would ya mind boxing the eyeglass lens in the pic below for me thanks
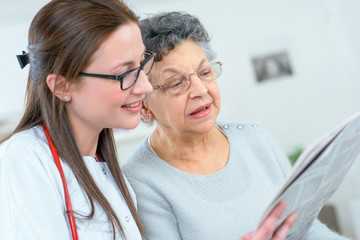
[165,62,222,94]
[121,52,154,90]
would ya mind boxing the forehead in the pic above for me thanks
[149,40,208,83]
[160,40,207,68]
[86,22,145,70]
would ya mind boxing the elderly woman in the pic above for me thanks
[122,12,348,240]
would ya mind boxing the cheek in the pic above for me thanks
[99,81,120,95]
[208,83,221,102]
[148,93,181,120]
[94,81,125,102]
[146,91,166,110]
[215,88,221,106]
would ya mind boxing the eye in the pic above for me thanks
[166,75,187,89]
[200,70,211,77]
[199,66,214,79]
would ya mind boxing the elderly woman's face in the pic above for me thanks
[145,40,221,135]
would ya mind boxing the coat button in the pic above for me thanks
[125,216,130,222]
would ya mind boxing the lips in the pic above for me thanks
[121,100,143,113]
[189,103,211,116]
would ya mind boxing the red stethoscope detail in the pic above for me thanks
[42,123,79,240]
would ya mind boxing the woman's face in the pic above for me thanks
[145,40,221,136]
[67,22,153,132]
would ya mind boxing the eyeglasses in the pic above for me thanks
[153,61,223,95]
[79,51,155,90]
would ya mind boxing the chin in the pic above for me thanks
[196,120,216,133]
[111,116,141,130]
[121,122,140,130]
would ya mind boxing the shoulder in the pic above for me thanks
[217,121,291,176]
[216,120,275,157]
[121,137,173,191]
[216,121,269,141]
[121,137,154,176]
[1,126,48,155]
[0,126,52,173]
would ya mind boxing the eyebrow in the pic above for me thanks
[162,58,208,75]
[109,61,133,73]
[197,59,207,69]
[109,48,146,74]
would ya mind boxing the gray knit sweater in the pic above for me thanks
[122,122,349,240]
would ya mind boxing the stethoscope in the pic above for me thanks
[42,123,79,240]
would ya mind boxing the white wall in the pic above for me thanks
[0,0,49,135]
[1,0,360,238]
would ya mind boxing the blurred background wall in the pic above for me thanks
[1,0,359,238]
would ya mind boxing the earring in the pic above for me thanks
[146,115,150,120]
[64,96,68,100]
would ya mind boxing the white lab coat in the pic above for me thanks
[0,126,142,240]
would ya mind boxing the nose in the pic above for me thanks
[188,73,208,98]
[131,70,153,94]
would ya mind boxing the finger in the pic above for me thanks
[237,232,254,240]
[271,213,298,240]
[253,202,287,239]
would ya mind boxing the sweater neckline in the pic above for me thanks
[146,125,233,179]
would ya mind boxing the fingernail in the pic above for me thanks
[280,202,287,211]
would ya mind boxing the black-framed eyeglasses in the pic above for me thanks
[153,61,223,95]
[79,50,155,90]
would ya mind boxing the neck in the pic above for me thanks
[150,125,229,174]
[68,119,101,157]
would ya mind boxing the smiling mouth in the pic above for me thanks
[190,105,210,115]
[122,102,140,108]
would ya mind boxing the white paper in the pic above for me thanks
[258,112,360,240]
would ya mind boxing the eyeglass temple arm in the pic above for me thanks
[79,73,117,80]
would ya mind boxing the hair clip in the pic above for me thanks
[16,51,29,69]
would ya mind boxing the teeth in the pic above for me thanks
[124,102,140,108]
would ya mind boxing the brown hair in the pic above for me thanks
[2,0,143,239]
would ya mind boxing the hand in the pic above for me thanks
[238,202,298,240]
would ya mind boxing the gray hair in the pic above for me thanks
[140,11,216,62]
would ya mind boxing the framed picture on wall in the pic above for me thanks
[252,51,293,83]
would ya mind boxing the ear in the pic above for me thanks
[141,104,154,122]
[46,74,72,102]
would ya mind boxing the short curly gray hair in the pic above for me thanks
[140,11,216,62]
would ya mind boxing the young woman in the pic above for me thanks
[0,0,154,239]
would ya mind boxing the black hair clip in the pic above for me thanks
[16,51,29,69]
